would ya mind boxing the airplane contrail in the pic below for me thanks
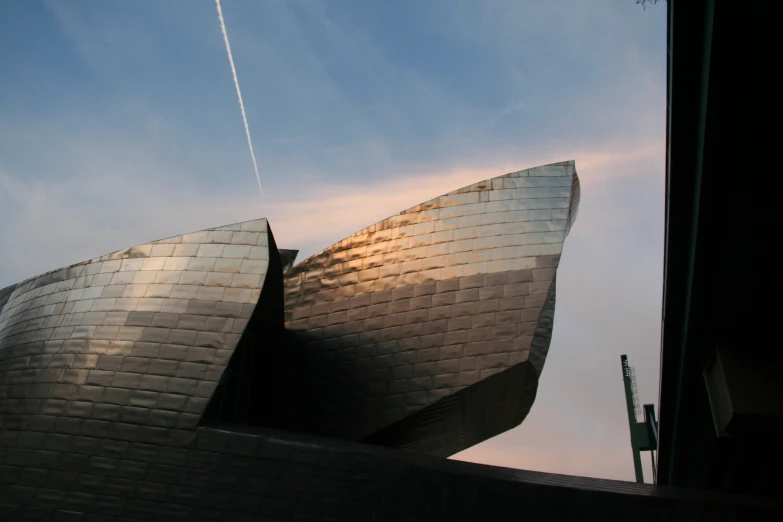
[215,0,264,202]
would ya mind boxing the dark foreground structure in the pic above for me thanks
[656,0,783,501]
[0,160,778,520]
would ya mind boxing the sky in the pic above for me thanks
[0,1,667,482]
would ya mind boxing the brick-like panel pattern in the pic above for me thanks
[281,162,579,453]
[365,280,557,457]
[0,219,273,434]
[284,161,579,310]
[281,267,556,450]
[0,424,776,521]
[363,361,539,457]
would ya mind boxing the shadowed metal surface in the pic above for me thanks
[0,218,275,436]
[278,161,580,455]
[278,250,299,272]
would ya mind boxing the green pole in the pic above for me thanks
[622,355,644,483]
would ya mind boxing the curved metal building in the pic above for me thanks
[0,218,280,436]
[278,160,580,455]
[0,161,583,520]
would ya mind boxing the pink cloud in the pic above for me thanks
[265,140,663,254]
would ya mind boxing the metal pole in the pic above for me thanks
[651,450,657,483]
[622,355,644,483]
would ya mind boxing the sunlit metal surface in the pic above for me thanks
[281,161,580,455]
[0,218,273,434]
[285,163,577,309]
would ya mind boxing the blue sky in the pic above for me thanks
[0,0,666,481]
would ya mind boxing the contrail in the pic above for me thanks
[215,0,264,202]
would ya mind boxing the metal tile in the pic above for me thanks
[131,271,157,284]
[90,273,114,287]
[222,288,252,303]
[187,258,216,272]
[172,244,200,257]
[530,165,568,177]
[223,245,251,259]
[230,232,260,246]
[122,285,148,298]
[135,298,164,313]
[113,298,139,312]
[239,259,268,275]
[110,272,135,286]
[444,252,470,267]
[150,244,175,257]
[239,219,267,233]
[91,299,117,312]
[196,244,224,258]
[195,287,225,302]
[99,260,122,274]
[206,231,233,244]
[141,258,167,271]
[170,285,199,300]
[154,271,182,285]
[145,285,173,298]
[181,231,208,244]
[160,298,189,314]
[163,258,190,271]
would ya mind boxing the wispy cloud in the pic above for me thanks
[214,0,264,203]
[1,139,656,283]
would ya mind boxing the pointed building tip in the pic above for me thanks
[543,159,575,167]
[279,250,299,272]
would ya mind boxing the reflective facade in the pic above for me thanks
[0,161,584,520]
[279,160,580,455]
[0,218,280,435]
